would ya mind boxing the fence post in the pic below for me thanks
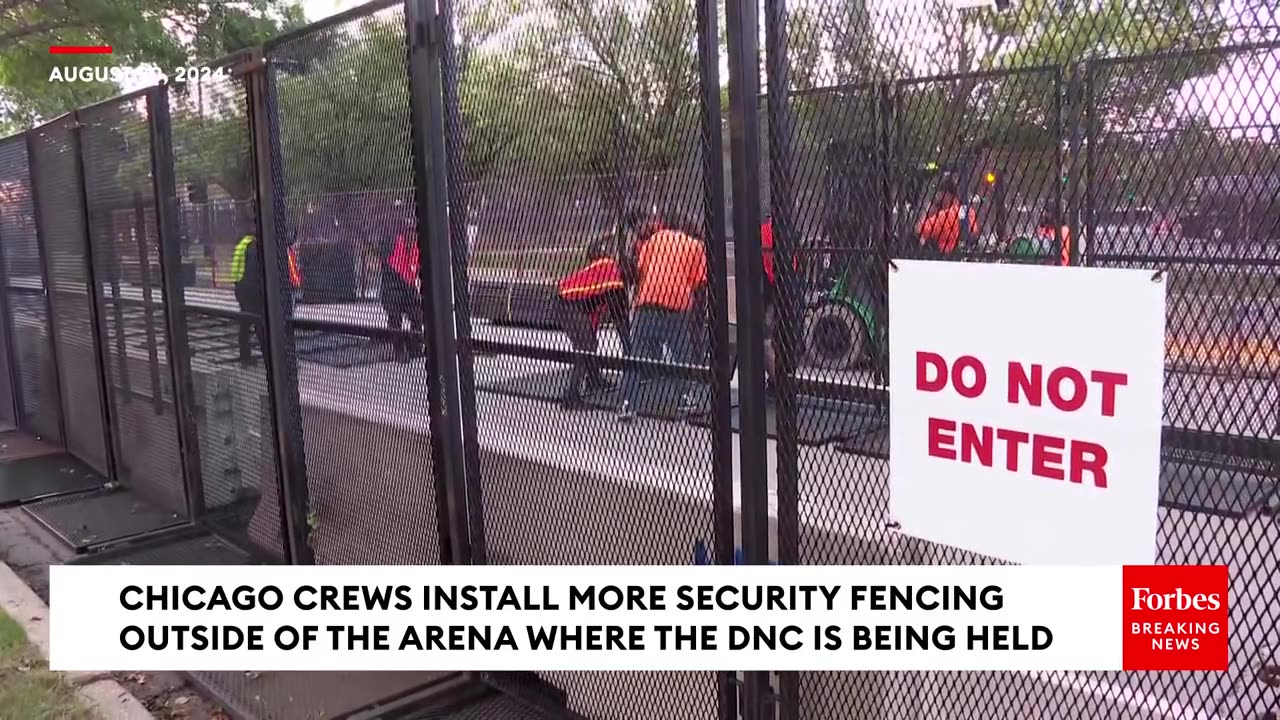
[246,58,314,565]
[1079,64,1095,268]
[1066,65,1084,266]
[693,0,738,715]
[0,216,25,430]
[405,0,473,566]
[874,83,894,386]
[725,0,774,716]
[147,86,206,519]
[763,0,798,717]
[24,132,70,446]
[437,0,487,565]
[69,113,124,482]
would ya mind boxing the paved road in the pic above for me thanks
[6,269,1278,439]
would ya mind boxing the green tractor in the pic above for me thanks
[800,142,944,373]
[799,141,1042,373]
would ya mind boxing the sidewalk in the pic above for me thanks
[0,509,220,720]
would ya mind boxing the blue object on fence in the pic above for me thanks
[692,539,776,565]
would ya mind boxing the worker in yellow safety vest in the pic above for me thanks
[230,235,265,365]
[229,234,303,364]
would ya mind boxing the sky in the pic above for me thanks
[303,0,365,22]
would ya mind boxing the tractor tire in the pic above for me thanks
[804,302,869,372]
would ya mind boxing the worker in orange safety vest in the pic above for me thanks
[556,237,632,411]
[1037,206,1072,266]
[380,224,422,361]
[618,212,707,422]
[287,245,302,288]
[917,176,977,255]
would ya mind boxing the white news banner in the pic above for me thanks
[50,565,1123,672]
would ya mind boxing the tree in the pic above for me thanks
[0,0,305,134]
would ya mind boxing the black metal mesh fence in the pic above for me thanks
[452,0,728,715]
[762,1,1280,718]
[265,0,441,568]
[0,137,62,441]
[79,96,189,518]
[166,69,288,560]
[26,117,110,475]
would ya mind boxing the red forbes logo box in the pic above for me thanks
[1123,565,1228,671]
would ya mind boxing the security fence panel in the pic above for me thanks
[78,94,190,523]
[264,0,442,570]
[27,117,111,475]
[189,4,453,717]
[164,67,289,562]
[450,0,734,715]
[1086,44,1280,718]
[0,136,62,440]
[756,0,1280,717]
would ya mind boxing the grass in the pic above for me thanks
[0,608,92,720]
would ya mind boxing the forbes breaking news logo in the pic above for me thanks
[1123,565,1229,671]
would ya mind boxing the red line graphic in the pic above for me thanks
[49,46,113,55]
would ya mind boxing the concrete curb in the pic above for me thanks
[0,562,154,720]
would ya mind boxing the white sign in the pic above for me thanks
[888,260,1166,565]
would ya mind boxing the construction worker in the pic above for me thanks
[760,213,799,392]
[1038,205,1072,266]
[287,243,302,295]
[556,237,632,411]
[613,208,648,290]
[618,211,708,422]
[916,177,976,256]
[230,233,265,365]
[380,222,422,362]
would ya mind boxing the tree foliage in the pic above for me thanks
[0,0,306,134]
[35,0,1270,209]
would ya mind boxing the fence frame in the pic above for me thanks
[0,191,26,431]
[70,112,123,481]
[405,0,473,567]
[23,130,71,447]
[725,0,776,718]
[247,53,314,565]
[146,86,207,519]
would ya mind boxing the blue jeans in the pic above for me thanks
[621,306,691,409]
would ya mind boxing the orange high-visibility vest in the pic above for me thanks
[287,247,302,287]
[1041,226,1072,266]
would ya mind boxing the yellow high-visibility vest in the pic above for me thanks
[230,235,254,283]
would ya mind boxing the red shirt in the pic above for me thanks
[761,219,797,285]
[389,233,419,286]
[559,258,624,301]
[559,257,625,329]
